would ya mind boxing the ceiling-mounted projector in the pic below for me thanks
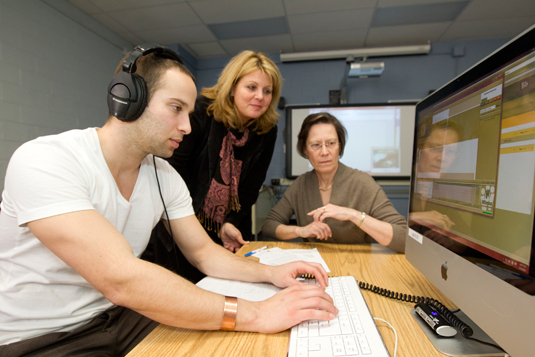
[348,62,385,77]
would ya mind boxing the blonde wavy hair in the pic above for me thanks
[200,51,283,134]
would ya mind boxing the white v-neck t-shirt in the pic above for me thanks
[0,128,194,345]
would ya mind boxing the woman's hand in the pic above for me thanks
[297,222,332,240]
[220,222,248,252]
[308,204,357,223]
[307,204,396,248]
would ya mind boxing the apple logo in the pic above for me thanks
[441,262,448,280]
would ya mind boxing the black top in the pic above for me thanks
[167,96,278,241]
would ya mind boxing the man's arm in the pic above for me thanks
[28,210,336,333]
[169,215,329,287]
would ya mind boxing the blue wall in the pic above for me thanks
[192,38,510,184]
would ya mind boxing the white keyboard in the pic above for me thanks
[287,276,390,357]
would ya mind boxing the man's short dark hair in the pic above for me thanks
[109,52,195,120]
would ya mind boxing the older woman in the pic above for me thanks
[262,112,407,252]
[168,51,282,253]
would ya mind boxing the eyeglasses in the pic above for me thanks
[424,145,444,154]
[307,141,339,151]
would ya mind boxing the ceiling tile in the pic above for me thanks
[220,34,294,56]
[377,0,466,7]
[292,30,367,51]
[283,0,376,15]
[189,0,285,24]
[66,0,102,14]
[209,17,288,40]
[288,9,373,34]
[141,25,217,45]
[80,0,186,13]
[115,31,146,46]
[366,22,450,46]
[92,13,130,34]
[457,0,535,21]
[372,1,468,26]
[440,17,535,42]
[187,42,228,57]
[63,0,535,60]
[106,3,202,31]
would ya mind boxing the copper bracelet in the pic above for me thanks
[221,296,238,331]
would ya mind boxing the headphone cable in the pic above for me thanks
[152,155,179,270]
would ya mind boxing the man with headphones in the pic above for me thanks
[0,45,337,356]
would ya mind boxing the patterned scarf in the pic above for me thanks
[197,128,249,234]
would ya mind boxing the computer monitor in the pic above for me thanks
[286,103,416,179]
[407,24,535,357]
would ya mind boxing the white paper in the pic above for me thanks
[254,247,331,273]
[196,248,331,300]
[196,277,281,301]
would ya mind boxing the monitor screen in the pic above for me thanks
[285,104,416,179]
[407,24,535,356]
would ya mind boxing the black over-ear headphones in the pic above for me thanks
[107,43,184,122]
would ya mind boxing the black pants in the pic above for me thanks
[0,306,158,357]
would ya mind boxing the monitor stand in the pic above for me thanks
[410,309,507,356]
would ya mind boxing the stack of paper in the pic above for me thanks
[254,247,330,273]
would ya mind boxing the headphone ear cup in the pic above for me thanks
[107,44,182,122]
[126,73,147,122]
[107,72,148,122]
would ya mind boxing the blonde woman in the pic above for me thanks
[168,51,282,258]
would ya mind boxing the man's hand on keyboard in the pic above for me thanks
[268,261,329,289]
[239,283,338,334]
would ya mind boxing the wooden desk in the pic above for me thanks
[127,242,455,357]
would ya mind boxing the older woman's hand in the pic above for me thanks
[297,222,332,240]
[307,204,396,248]
[308,204,357,223]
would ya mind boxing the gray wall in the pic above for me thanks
[0,0,134,193]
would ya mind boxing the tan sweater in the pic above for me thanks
[262,163,407,253]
